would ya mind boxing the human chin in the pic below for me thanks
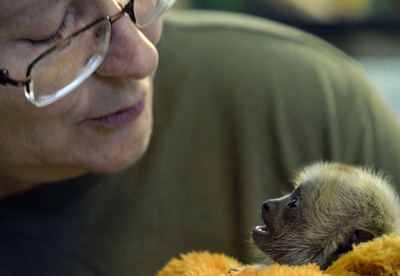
[72,89,153,173]
[105,104,152,172]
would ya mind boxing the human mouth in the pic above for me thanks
[85,99,146,129]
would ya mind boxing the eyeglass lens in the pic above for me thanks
[134,0,176,28]
[27,21,112,107]
[25,0,177,107]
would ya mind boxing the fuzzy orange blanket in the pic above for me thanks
[157,234,400,276]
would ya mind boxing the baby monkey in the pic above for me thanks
[252,162,400,269]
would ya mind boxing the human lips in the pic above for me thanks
[83,99,146,129]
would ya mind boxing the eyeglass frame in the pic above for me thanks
[0,0,158,104]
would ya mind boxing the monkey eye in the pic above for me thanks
[287,197,298,208]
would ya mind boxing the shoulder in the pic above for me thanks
[161,10,356,69]
[159,10,370,92]
[158,10,376,114]
[162,9,331,47]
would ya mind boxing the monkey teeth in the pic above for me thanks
[255,225,270,235]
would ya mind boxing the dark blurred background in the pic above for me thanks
[171,0,400,114]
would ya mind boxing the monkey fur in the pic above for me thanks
[252,162,400,270]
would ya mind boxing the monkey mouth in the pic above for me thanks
[252,225,271,246]
[253,225,270,236]
[253,214,274,238]
[253,211,275,251]
[252,225,272,252]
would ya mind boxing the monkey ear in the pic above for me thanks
[351,229,375,244]
[332,229,375,261]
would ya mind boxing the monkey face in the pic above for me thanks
[252,186,322,267]
[252,162,399,269]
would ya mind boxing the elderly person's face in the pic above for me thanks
[0,0,164,195]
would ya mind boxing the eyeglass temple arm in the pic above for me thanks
[110,1,136,23]
[0,69,28,87]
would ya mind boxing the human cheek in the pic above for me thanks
[0,89,53,165]
[0,79,82,152]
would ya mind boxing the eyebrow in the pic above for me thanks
[0,0,65,26]
[0,0,70,40]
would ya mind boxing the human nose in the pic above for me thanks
[95,15,159,79]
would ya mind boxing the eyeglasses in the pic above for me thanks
[0,0,176,107]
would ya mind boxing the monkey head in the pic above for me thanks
[252,162,400,269]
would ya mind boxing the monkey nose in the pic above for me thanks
[262,200,270,213]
